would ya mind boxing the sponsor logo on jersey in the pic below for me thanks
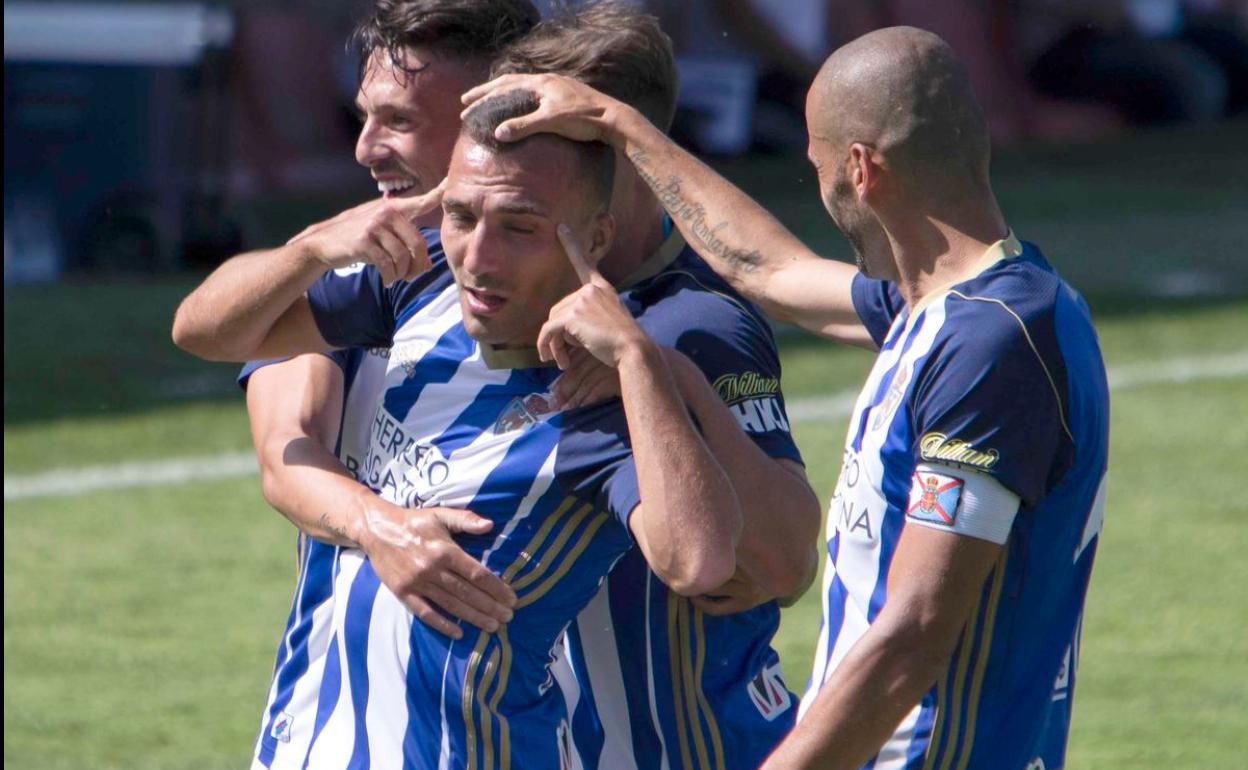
[715,371,791,434]
[906,471,964,526]
[492,393,554,435]
[713,371,780,404]
[831,449,875,540]
[364,408,451,507]
[746,660,792,721]
[919,432,1000,469]
[270,711,294,743]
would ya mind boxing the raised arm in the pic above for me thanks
[540,227,741,596]
[463,75,874,347]
[245,354,516,639]
[173,188,442,362]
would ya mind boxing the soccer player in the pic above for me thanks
[231,3,539,767]
[176,86,747,767]
[467,25,1111,770]
[489,7,820,768]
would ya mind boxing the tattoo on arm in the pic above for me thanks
[628,148,763,273]
[318,512,356,545]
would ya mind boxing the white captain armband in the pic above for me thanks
[905,463,1020,544]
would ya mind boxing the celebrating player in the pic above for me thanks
[466,25,1111,770]
[489,7,820,768]
[218,2,540,766]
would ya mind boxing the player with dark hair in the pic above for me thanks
[467,23,1110,770]
[491,3,822,768]
[194,3,540,767]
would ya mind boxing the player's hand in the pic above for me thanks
[460,74,625,147]
[356,494,517,639]
[289,181,446,287]
[538,224,650,370]
[690,569,772,616]
[553,348,620,409]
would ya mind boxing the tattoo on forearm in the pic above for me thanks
[628,148,763,273]
[318,512,355,544]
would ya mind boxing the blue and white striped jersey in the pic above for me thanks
[802,234,1109,770]
[272,239,653,770]
[241,341,391,770]
[558,233,805,770]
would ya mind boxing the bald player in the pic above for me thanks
[467,26,1110,770]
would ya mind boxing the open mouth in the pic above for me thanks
[377,178,418,197]
[464,287,507,315]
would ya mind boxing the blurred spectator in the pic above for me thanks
[1020,0,1248,125]
[229,2,366,195]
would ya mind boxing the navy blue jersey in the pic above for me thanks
[804,235,1109,770]
[562,232,804,770]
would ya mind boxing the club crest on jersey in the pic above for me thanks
[906,471,964,526]
[746,660,792,721]
[270,711,294,743]
[492,393,554,435]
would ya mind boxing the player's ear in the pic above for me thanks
[587,211,615,267]
[848,142,879,202]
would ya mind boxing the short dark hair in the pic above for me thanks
[352,0,540,76]
[491,0,678,132]
[460,89,615,212]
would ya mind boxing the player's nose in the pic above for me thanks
[354,121,390,168]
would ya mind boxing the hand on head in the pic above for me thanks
[461,74,621,146]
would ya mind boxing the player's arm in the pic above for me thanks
[762,519,1006,769]
[245,354,516,638]
[660,349,820,605]
[172,188,442,362]
[462,75,874,348]
[541,228,741,596]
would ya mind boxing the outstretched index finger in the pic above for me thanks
[557,224,600,287]
[393,178,447,222]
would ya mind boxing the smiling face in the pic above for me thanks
[354,47,483,203]
[441,136,614,349]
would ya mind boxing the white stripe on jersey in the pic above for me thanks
[366,585,415,770]
[571,583,640,770]
[308,551,367,769]
[799,300,947,758]
[643,575,674,770]
[552,640,588,770]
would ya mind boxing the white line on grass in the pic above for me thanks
[6,350,1247,502]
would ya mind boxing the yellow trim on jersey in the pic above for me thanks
[954,550,1008,770]
[509,501,596,593]
[946,291,1075,443]
[908,232,1023,323]
[490,627,515,770]
[922,550,1009,770]
[515,511,611,609]
[499,497,579,582]
[693,606,727,769]
[667,594,697,770]
[617,228,688,289]
[463,631,492,770]
[678,602,713,770]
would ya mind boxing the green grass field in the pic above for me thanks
[6,122,1248,768]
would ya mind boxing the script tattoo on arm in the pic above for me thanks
[628,148,763,274]
[318,512,357,546]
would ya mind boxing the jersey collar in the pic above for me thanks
[907,230,1023,319]
[615,226,687,290]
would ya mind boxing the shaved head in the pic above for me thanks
[809,26,991,191]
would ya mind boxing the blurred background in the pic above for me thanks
[4,1,1247,769]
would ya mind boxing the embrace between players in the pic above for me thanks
[174,2,1109,769]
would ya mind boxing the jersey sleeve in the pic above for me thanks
[637,283,803,466]
[554,404,642,532]
[910,309,1067,508]
[306,227,446,349]
[851,273,905,348]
